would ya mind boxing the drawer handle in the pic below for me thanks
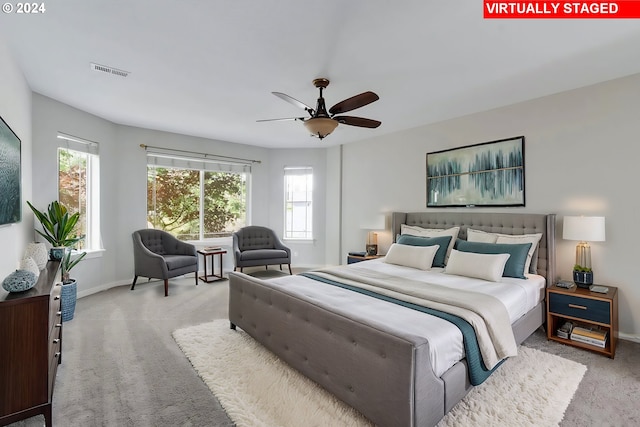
[54,296,60,300]
[568,304,587,310]
[56,323,62,328]
[57,311,62,316]
[54,352,61,358]
[53,338,60,344]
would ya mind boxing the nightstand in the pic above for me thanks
[347,254,385,264]
[546,284,618,358]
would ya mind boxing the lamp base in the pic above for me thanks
[365,244,378,256]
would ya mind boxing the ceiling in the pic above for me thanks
[2,1,640,149]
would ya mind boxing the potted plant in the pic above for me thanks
[26,201,84,260]
[60,249,87,321]
[572,264,594,288]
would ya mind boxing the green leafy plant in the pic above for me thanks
[61,250,87,284]
[573,264,593,273]
[27,200,84,248]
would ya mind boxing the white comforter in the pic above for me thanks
[265,259,545,377]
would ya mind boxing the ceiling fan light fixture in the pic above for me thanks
[304,117,338,139]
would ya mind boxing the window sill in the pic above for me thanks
[283,239,315,244]
[78,248,105,259]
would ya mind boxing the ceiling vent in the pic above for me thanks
[90,63,130,78]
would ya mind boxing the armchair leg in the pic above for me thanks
[288,264,292,275]
[164,279,169,297]
[195,272,198,286]
[265,265,268,270]
[279,264,283,271]
[131,276,138,290]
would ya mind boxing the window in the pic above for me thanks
[57,134,101,251]
[146,152,249,241]
[284,166,313,240]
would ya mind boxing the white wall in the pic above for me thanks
[32,94,119,293]
[0,38,33,279]
[340,72,640,339]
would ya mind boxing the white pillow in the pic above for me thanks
[467,228,542,273]
[400,225,460,263]
[466,228,498,243]
[383,243,439,271]
[444,249,510,282]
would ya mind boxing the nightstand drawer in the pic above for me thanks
[549,293,610,324]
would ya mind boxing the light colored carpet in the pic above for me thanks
[174,319,588,427]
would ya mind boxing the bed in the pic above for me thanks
[228,212,556,427]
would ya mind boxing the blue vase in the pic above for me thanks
[61,279,77,321]
[50,247,66,261]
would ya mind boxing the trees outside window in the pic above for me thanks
[58,147,100,250]
[147,166,247,240]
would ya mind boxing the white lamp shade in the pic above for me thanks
[563,216,605,242]
[360,215,386,230]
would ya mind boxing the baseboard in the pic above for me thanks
[76,270,215,299]
[619,332,640,344]
[77,279,131,299]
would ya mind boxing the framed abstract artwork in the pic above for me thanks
[426,136,525,207]
[0,115,21,226]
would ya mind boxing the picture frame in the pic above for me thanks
[0,115,21,226]
[426,136,525,207]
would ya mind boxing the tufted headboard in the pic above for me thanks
[391,212,556,286]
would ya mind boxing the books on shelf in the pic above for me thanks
[570,332,607,348]
[570,325,608,348]
[572,325,608,340]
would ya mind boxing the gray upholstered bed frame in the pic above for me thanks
[228,212,556,427]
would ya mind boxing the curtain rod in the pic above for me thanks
[140,144,261,165]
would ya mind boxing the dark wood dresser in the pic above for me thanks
[0,261,62,427]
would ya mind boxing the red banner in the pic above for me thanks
[484,1,640,18]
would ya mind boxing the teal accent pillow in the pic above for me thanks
[396,234,452,267]
[454,239,532,279]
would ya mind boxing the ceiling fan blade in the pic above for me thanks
[334,116,381,128]
[257,117,306,122]
[272,92,314,115]
[329,91,379,115]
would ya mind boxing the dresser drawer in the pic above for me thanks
[48,338,62,397]
[549,293,610,324]
[48,283,62,332]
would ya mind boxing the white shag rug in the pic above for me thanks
[173,320,587,427]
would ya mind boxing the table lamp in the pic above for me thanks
[361,215,386,256]
[562,216,605,287]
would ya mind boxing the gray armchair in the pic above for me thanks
[232,226,292,274]
[131,229,198,296]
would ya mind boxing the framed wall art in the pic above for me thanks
[426,136,525,207]
[0,115,21,226]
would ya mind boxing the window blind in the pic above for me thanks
[57,132,99,155]
[144,146,256,174]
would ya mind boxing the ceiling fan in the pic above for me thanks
[258,78,381,140]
